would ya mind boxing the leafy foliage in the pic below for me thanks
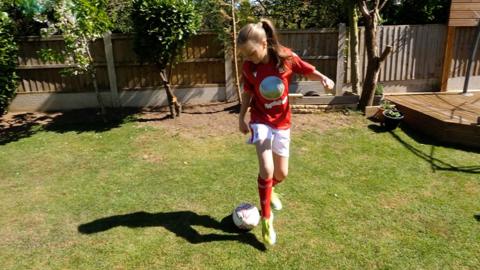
[131,0,201,69]
[106,0,133,33]
[195,0,255,55]
[381,0,449,25]
[0,12,18,114]
[380,100,403,118]
[1,0,55,36]
[254,0,346,29]
[38,0,112,76]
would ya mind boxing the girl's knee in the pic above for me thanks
[259,170,274,180]
[274,169,288,181]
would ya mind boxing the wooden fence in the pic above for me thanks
[15,29,340,94]
[14,24,480,96]
[346,24,447,83]
[450,26,480,78]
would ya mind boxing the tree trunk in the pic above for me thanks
[358,57,380,109]
[160,69,180,119]
[357,1,392,111]
[231,0,242,104]
[89,65,107,122]
[347,1,360,94]
[84,38,107,122]
[358,17,378,111]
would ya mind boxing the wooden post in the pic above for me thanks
[336,23,346,96]
[440,26,455,92]
[463,20,480,95]
[103,31,121,107]
[224,50,236,102]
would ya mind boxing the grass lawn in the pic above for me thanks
[0,110,479,269]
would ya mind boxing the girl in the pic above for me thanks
[237,19,335,246]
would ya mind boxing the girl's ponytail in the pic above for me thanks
[260,19,279,47]
[260,19,290,71]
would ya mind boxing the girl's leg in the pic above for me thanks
[272,128,290,186]
[273,153,289,186]
[256,138,277,245]
[270,129,290,211]
[255,139,274,219]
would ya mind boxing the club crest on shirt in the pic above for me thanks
[259,76,285,101]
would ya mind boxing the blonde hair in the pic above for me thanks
[236,19,291,70]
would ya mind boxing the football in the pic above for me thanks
[232,203,260,230]
[259,76,285,100]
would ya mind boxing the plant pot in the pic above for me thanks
[382,110,404,130]
[373,95,383,106]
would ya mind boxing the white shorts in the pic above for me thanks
[248,123,291,157]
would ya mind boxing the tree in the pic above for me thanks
[346,0,360,94]
[356,0,392,111]
[38,0,112,119]
[0,11,19,114]
[131,0,201,118]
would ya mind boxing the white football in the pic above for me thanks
[232,203,260,230]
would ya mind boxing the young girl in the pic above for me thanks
[237,19,335,246]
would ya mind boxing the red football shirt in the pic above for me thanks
[242,49,316,129]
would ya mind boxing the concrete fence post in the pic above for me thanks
[103,31,121,107]
[336,23,346,96]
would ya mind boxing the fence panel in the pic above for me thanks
[278,29,338,81]
[16,37,109,93]
[450,26,480,78]
[346,24,447,84]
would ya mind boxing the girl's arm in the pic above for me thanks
[238,91,252,134]
[305,70,335,91]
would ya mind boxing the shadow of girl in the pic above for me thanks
[78,211,266,251]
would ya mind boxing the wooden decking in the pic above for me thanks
[385,91,480,149]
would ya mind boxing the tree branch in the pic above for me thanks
[379,0,388,11]
[254,0,269,16]
[357,0,371,17]
[379,45,392,62]
[375,0,380,10]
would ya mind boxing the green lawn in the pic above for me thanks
[1,111,479,269]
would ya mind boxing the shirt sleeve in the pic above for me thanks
[291,53,316,75]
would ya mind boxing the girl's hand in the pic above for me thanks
[321,76,335,90]
[239,118,249,134]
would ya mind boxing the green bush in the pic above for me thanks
[107,0,133,33]
[131,0,201,68]
[0,12,18,115]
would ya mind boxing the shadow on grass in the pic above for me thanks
[475,214,480,222]
[78,211,266,251]
[368,123,480,174]
[0,108,139,146]
[135,103,240,123]
[1,103,240,145]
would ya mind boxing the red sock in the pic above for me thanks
[257,175,273,219]
[272,177,281,187]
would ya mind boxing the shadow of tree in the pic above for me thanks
[0,113,45,146]
[78,211,266,251]
[368,123,480,174]
[1,102,241,146]
[0,108,140,146]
